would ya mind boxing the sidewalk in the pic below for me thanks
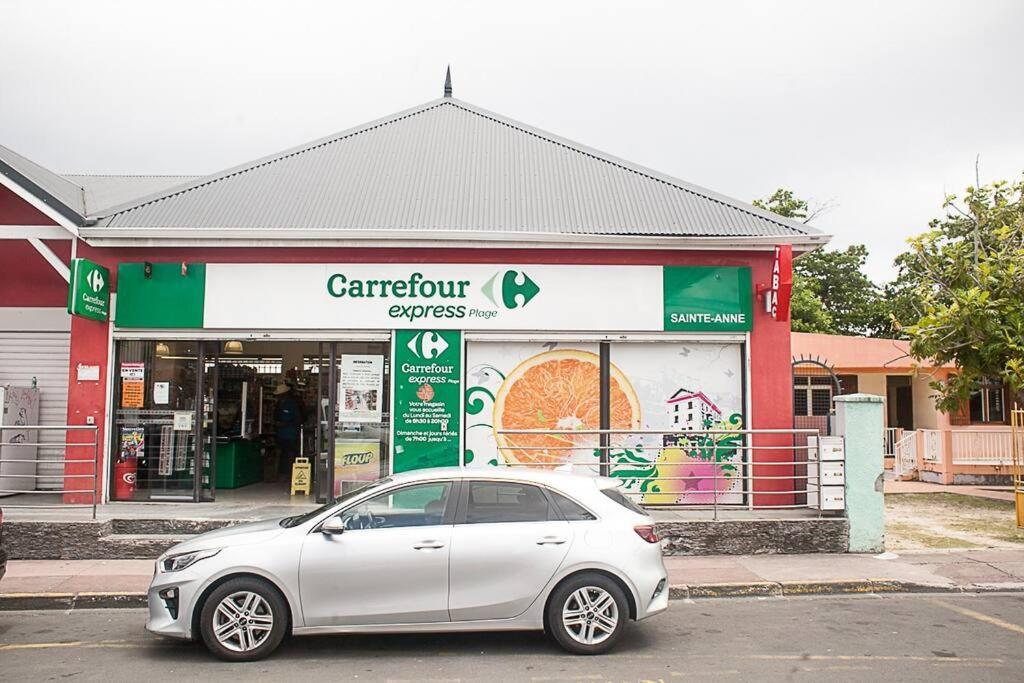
[3,549,1024,609]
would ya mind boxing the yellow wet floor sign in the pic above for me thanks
[290,457,311,496]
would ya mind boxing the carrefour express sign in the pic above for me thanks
[125,263,751,332]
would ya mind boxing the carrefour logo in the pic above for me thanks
[87,268,105,293]
[406,331,449,359]
[481,270,540,310]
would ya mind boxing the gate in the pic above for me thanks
[791,357,841,437]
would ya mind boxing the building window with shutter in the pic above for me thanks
[968,378,1006,424]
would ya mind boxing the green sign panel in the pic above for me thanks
[115,262,206,328]
[663,266,752,332]
[391,329,462,473]
[67,258,110,322]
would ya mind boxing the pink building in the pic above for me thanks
[792,332,1018,485]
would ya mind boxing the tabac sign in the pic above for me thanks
[67,258,110,322]
[118,263,753,332]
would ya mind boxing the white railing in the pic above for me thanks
[892,430,917,477]
[951,429,1014,465]
[884,427,904,459]
[922,430,943,462]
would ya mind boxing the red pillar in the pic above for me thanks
[748,254,795,507]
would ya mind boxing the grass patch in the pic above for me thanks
[885,493,1015,511]
[886,523,985,549]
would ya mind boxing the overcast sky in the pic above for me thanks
[3,0,1022,281]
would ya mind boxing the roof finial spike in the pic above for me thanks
[443,65,452,98]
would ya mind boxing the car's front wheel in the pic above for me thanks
[546,573,628,655]
[199,577,288,661]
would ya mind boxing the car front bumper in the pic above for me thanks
[145,566,207,641]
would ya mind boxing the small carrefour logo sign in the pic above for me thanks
[406,331,450,359]
[68,258,110,322]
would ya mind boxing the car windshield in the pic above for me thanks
[278,477,393,528]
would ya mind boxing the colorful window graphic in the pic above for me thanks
[463,341,745,505]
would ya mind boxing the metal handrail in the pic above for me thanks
[0,424,100,518]
[495,427,838,518]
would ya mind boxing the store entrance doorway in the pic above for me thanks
[208,339,391,504]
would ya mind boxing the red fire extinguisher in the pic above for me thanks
[113,459,137,500]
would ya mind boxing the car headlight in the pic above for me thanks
[159,548,221,573]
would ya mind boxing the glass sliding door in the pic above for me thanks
[328,341,391,501]
[111,340,201,501]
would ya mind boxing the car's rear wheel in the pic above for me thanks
[199,577,287,661]
[546,573,628,655]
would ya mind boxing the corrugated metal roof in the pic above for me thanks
[0,143,86,220]
[96,98,822,239]
[64,175,199,215]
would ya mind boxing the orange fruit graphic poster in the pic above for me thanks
[492,349,641,468]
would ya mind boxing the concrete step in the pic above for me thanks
[109,518,232,536]
[6,516,851,558]
[97,533,195,560]
[5,519,229,560]
[656,518,849,555]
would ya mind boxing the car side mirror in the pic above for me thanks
[321,516,346,536]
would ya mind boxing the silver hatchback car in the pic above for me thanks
[147,468,668,661]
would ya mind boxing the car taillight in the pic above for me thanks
[634,525,659,543]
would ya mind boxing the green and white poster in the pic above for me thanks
[391,330,462,473]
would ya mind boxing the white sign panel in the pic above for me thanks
[338,354,384,423]
[203,264,662,331]
[76,364,100,381]
[153,381,170,405]
[120,362,145,381]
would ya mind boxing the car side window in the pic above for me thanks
[338,481,451,530]
[464,481,553,524]
[549,491,596,521]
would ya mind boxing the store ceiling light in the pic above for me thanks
[155,342,170,357]
[223,340,244,355]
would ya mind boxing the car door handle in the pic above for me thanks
[413,541,446,550]
[536,536,567,545]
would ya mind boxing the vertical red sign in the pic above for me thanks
[768,245,793,321]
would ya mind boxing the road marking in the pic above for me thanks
[744,654,1002,663]
[0,639,153,652]
[928,598,1024,636]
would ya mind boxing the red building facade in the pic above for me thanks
[1,92,826,508]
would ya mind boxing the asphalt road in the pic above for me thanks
[2,593,1024,682]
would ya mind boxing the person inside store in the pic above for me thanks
[274,382,305,475]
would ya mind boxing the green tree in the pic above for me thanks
[754,188,884,336]
[897,177,1024,411]
[789,277,836,333]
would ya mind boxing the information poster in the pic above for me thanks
[120,362,145,409]
[391,330,462,473]
[153,381,170,405]
[334,440,381,494]
[338,354,384,423]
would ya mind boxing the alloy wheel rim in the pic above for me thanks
[212,591,274,652]
[562,586,618,645]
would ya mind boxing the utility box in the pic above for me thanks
[807,435,846,511]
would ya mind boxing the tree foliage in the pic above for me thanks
[754,188,884,336]
[896,177,1024,411]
